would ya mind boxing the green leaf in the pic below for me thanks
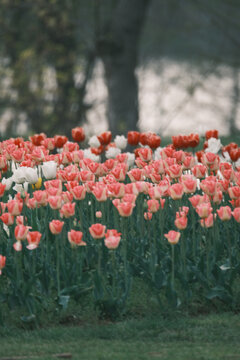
[58,295,70,310]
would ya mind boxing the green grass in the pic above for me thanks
[0,312,239,360]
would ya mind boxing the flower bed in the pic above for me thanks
[0,128,240,319]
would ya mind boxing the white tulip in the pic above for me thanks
[126,152,135,167]
[24,167,38,184]
[105,147,121,159]
[1,176,13,191]
[205,138,222,154]
[12,168,26,184]
[83,149,100,162]
[42,161,57,180]
[13,183,24,194]
[154,147,162,160]
[114,135,127,150]
[88,135,100,148]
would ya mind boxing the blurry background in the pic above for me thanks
[0,0,240,139]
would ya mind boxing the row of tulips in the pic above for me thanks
[0,128,240,320]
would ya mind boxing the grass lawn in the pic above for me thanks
[0,312,239,360]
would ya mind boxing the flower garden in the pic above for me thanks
[0,128,240,322]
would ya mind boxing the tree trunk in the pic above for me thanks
[100,0,151,137]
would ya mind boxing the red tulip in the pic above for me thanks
[49,220,64,235]
[68,230,86,247]
[104,235,121,249]
[48,196,62,210]
[71,127,85,142]
[164,230,180,245]
[26,231,42,250]
[7,199,23,216]
[0,213,14,226]
[71,185,86,200]
[168,183,184,200]
[205,129,218,140]
[29,133,47,146]
[174,214,188,230]
[97,131,112,146]
[54,135,68,148]
[116,201,135,217]
[59,202,76,218]
[200,213,214,228]
[0,255,6,275]
[232,208,240,223]
[196,202,213,219]
[89,223,106,239]
[127,131,140,146]
[14,225,31,241]
[147,199,160,213]
[217,206,232,221]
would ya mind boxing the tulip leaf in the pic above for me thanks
[58,295,70,310]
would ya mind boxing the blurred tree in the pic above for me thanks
[97,0,151,137]
[0,0,96,136]
[0,0,240,137]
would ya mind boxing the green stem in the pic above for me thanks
[171,244,175,290]
[56,235,60,296]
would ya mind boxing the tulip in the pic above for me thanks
[164,230,180,245]
[30,133,46,146]
[111,166,126,182]
[144,212,153,220]
[89,223,106,239]
[13,241,22,251]
[71,185,86,200]
[192,164,207,179]
[49,220,64,235]
[96,211,102,218]
[200,213,214,228]
[104,235,121,249]
[147,199,160,213]
[200,179,217,197]
[127,131,140,146]
[0,255,6,275]
[105,147,121,159]
[107,183,125,198]
[228,186,240,200]
[71,127,85,142]
[0,213,14,226]
[7,199,23,216]
[168,183,184,200]
[196,202,213,219]
[232,208,240,223]
[114,135,127,150]
[68,230,86,247]
[167,164,182,179]
[33,190,48,206]
[1,176,13,191]
[14,224,31,241]
[59,202,76,218]
[116,201,135,217]
[92,185,108,202]
[174,214,188,230]
[181,175,197,194]
[54,135,68,148]
[217,206,232,221]
[97,131,112,145]
[0,183,6,197]
[205,129,218,140]
[41,137,55,150]
[26,231,42,250]
[48,196,62,210]
[42,161,57,180]
[11,149,25,163]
